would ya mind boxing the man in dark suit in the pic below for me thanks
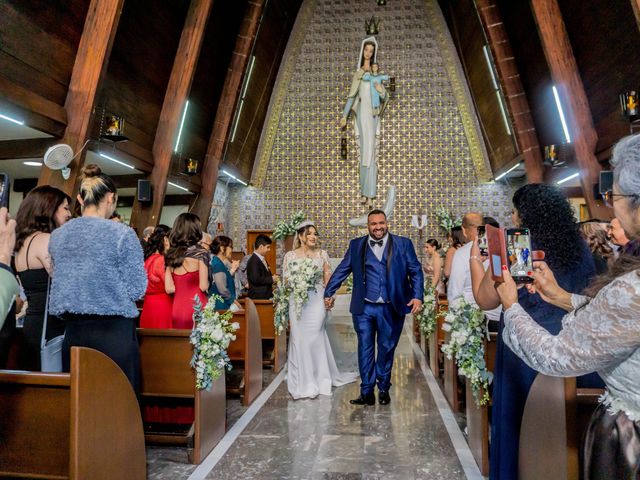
[324,210,423,405]
[247,234,279,299]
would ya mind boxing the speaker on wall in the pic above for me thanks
[137,179,151,202]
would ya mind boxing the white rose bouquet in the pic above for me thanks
[441,299,493,406]
[190,295,240,391]
[273,258,323,334]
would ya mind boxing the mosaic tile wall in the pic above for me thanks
[225,0,515,261]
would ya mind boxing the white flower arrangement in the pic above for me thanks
[441,299,493,406]
[272,258,323,334]
[435,207,462,235]
[190,295,240,391]
[414,284,437,336]
[273,210,306,240]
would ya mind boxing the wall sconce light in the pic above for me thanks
[389,75,396,99]
[544,143,572,167]
[184,157,199,175]
[411,214,427,238]
[620,91,639,118]
[377,0,387,5]
[340,136,348,159]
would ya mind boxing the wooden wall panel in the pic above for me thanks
[557,0,640,155]
[440,0,519,174]
[222,0,303,181]
[0,0,89,106]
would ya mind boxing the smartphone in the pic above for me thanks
[486,225,507,282]
[477,226,488,257]
[0,173,9,210]
[505,228,534,283]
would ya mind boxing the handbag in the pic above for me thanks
[40,278,64,372]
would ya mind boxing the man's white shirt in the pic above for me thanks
[447,241,501,321]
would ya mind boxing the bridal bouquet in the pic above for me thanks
[414,284,437,336]
[273,258,323,334]
[441,299,493,406]
[190,295,240,391]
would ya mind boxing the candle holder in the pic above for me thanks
[98,107,129,143]
[620,91,639,118]
[340,136,348,159]
[544,143,572,167]
[184,157,199,175]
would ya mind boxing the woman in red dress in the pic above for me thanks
[140,225,172,328]
[164,213,209,329]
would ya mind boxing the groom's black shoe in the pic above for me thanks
[350,393,375,406]
[378,390,391,405]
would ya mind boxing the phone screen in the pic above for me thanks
[0,174,8,210]
[477,226,488,256]
[506,228,533,283]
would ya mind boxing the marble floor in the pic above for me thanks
[148,301,478,480]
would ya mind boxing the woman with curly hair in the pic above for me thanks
[471,183,601,480]
[579,221,614,274]
[140,225,172,328]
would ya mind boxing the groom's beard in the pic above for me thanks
[369,226,388,239]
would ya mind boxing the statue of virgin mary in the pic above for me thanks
[340,36,388,206]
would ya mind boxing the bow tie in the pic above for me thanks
[369,239,384,247]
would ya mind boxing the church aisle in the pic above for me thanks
[185,314,478,480]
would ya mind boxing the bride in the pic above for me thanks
[284,220,358,399]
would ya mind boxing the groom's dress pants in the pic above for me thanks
[353,302,405,395]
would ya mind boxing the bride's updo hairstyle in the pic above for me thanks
[78,164,117,212]
[293,221,319,249]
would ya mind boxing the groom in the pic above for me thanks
[324,210,423,405]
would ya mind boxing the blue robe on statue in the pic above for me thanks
[489,240,604,480]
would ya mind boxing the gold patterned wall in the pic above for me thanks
[225,0,515,260]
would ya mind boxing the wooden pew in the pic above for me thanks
[443,330,463,412]
[428,296,448,379]
[0,347,145,479]
[253,299,287,373]
[466,332,498,476]
[137,328,226,465]
[519,374,603,480]
[230,298,263,406]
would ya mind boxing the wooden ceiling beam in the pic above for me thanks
[0,138,58,160]
[0,76,68,126]
[475,0,545,183]
[129,0,214,233]
[37,0,124,196]
[191,0,266,228]
[530,0,611,219]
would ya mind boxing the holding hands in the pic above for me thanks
[324,296,335,311]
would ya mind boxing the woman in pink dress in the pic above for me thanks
[164,213,209,329]
[140,225,172,328]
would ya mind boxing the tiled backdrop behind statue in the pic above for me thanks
[222,0,516,263]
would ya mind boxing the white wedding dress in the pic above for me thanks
[284,250,358,399]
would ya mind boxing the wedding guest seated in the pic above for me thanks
[247,234,279,300]
[164,213,209,329]
[49,165,147,391]
[494,134,640,479]
[0,207,20,365]
[579,220,614,275]
[209,235,240,310]
[140,225,172,329]
[14,186,71,370]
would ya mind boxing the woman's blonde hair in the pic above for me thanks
[78,164,117,212]
[293,224,318,250]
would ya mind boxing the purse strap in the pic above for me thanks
[40,276,51,349]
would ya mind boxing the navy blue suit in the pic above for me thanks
[325,234,423,395]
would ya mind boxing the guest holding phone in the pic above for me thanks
[14,186,71,370]
[495,135,640,479]
[471,183,599,480]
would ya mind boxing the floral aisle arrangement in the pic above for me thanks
[344,273,353,293]
[272,210,306,240]
[441,299,493,406]
[435,207,462,235]
[414,284,437,336]
[273,279,290,334]
[272,258,323,334]
[190,295,240,391]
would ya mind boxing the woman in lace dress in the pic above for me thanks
[284,221,358,399]
[495,134,640,479]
